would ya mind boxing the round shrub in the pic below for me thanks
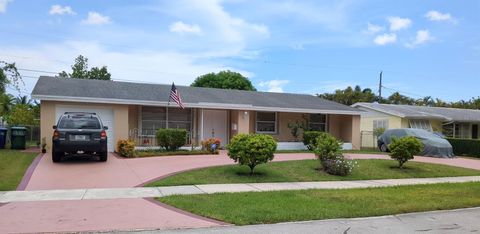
[313,132,342,163]
[322,155,357,176]
[389,136,423,168]
[303,131,327,150]
[116,139,135,158]
[227,134,277,175]
[156,129,187,151]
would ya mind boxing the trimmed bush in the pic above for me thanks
[303,131,328,150]
[117,139,136,158]
[447,138,480,158]
[313,133,355,176]
[156,129,187,151]
[322,155,357,176]
[227,134,277,175]
[313,133,343,163]
[202,138,221,154]
[389,136,423,168]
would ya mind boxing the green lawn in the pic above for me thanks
[146,159,480,187]
[0,149,38,190]
[158,182,480,225]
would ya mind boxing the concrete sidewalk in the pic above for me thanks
[2,176,480,203]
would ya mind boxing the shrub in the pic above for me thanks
[227,134,277,175]
[322,155,357,176]
[303,131,328,150]
[156,129,187,151]
[287,120,305,142]
[313,132,342,163]
[202,138,221,154]
[389,136,423,168]
[117,139,135,158]
[447,138,480,158]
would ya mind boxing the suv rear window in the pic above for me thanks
[58,116,101,129]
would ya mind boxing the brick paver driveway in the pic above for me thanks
[2,152,480,233]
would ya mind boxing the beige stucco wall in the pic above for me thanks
[128,105,138,131]
[359,115,405,132]
[328,114,361,150]
[40,101,130,153]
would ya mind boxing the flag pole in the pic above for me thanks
[166,83,171,129]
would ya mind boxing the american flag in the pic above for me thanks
[169,83,185,109]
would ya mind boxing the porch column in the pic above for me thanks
[200,108,204,141]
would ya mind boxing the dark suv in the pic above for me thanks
[52,112,108,162]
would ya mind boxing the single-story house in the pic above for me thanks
[352,102,480,144]
[32,76,362,152]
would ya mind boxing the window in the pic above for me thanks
[141,106,191,135]
[256,112,277,133]
[309,114,327,132]
[455,123,471,139]
[409,119,432,131]
[373,119,389,130]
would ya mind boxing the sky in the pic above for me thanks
[0,0,479,102]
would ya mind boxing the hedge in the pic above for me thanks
[156,129,187,151]
[446,138,480,158]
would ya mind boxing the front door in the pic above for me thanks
[472,124,478,139]
[202,110,228,147]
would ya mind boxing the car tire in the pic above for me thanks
[99,152,108,162]
[52,145,62,163]
[380,143,388,152]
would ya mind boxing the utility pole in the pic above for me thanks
[378,71,383,101]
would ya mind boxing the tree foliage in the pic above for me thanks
[59,55,111,80]
[0,61,23,93]
[191,70,256,91]
[318,85,480,110]
[4,104,35,126]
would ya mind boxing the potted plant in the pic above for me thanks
[41,137,47,153]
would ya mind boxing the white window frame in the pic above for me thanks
[255,111,277,134]
[373,119,389,130]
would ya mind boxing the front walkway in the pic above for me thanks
[2,176,480,203]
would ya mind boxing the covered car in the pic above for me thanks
[377,128,454,158]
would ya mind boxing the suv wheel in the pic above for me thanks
[99,152,108,162]
[52,145,62,163]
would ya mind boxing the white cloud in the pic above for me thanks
[0,40,255,95]
[387,16,412,31]
[365,23,383,34]
[49,5,76,15]
[405,30,434,48]
[169,21,202,35]
[374,33,397,45]
[425,10,454,22]
[0,0,11,13]
[258,80,290,92]
[81,12,111,25]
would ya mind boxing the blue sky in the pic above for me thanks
[0,0,479,102]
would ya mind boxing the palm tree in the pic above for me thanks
[14,95,32,106]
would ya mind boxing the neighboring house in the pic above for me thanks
[352,103,480,147]
[32,76,362,152]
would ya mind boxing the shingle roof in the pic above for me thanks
[32,76,360,114]
[353,102,480,122]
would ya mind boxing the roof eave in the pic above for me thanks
[32,94,362,115]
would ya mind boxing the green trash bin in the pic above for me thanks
[10,127,27,150]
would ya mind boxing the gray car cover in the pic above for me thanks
[378,128,454,158]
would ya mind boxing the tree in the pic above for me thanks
[0,61,23,93]
[318,85,377,105]
[191,70,256,91]
[4,104,35,126]
[59,55,111,80]
[388,136,423,169]
[386,92,415,105]
[0,93,14,123]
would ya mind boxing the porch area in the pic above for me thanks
[126,105,361,150]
